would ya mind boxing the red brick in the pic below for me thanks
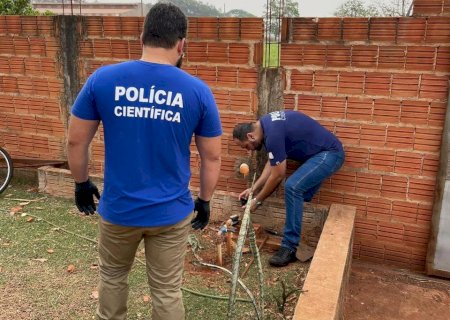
[343,18,369,41]
[378,46,406,70]
[351,45,378,68]
[414,0,444,15]
[397,18,427,43]
[404,224,430,247]
[197,18,218,40]
[373,99,400,124]
[5,16,22,34]
[346,97,373,121]
[417,203,433,226]
[425,17,450,43]
[229,43,250,65]
[381,175,408,200]
[318,18,342,41]
[303,44,327,67]
[344,146,369,170]
[360,124,387,147]
[327,45,351,67]
[369,18,397,42]
[369,148,395,172]
[0,36,15,55]
[240,18,264,41]
[331,170,357,192]
[120,17,141,37]
[392,201,418,224]
[414,127,443,152]
[196,66,217,87]
[395,151,423,176]
[405,46,436,71]
[111,39,129,59]
[103,16,122,37]
[320,97,346,119]
[435,46,450,72]
[419,74,449,100]
[356,172,382,196]
[37,16,55,37]
[297,95,321,116]
[317,190,344,205]
[85,17,104,37]
[338,72,365,95]
[218,18,240,40]
[229,90,253,112]
[378,221,405,243]
[313,71,338,94]
[335,123,360,145]
[290,70,313,91]
[391,74,420,98]
[213,89,229,111]
[93,39,112,58]
[364,72,391,97]
[280,43,302,66]
[185,42,206,63]
[400,100,429,126]
[422,153,439,177]
[367,197,392,221]
[386,126,414,149]
[207,42,228,64]
[237,68,258,89]
[344,194,368,217]
[291,18,318,41]
[284,94,296,111]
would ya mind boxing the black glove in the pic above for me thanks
[191,197,210,230]
[75,179,100,215]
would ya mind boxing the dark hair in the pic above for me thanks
[142,2,187,49]
[233,123,255,141]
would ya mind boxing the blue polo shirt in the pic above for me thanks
[260,111,343,166]
[71,60,222,227]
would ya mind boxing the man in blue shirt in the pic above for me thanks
[67,3,222,319]
[233,111,344,267]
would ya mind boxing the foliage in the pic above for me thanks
[159,0,222,17]
[0,0,39,15]
[224,9,255,17]
[334,0,413,17]
[264,0,300,38]
[334,0,380,17]
[378,0,413,16]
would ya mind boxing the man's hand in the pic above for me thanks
[75,179,100,215]
[191,197,210,230]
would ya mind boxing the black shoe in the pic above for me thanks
[269,247,297,267]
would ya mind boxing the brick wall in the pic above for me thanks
[0,16,65,161]
[76,16,263,192]
[281,15,449,270]
[1,10,449,270]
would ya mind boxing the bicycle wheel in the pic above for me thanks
[0,147,13,194]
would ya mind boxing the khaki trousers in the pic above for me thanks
[96,213,192,320]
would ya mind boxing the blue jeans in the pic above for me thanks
[281,150,345,251]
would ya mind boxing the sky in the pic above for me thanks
[202,0,347,17]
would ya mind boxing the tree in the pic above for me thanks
[334,0,413,17]
[264,0,300,38]
[0,0,39,15]
[378,0,413,16]
[161,0,222,17]
[334,0,380,17]
[225,9,255,18]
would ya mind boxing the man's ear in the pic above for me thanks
[246,132,255,141]
[140,32,144,46]
[177,38,186,55]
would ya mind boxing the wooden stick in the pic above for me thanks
[217,243,223,266]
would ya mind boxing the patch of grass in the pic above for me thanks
[263,43,280,68]
[0,178,308,319]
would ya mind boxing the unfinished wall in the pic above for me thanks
[0,16,65,161]
[281,12,450,269]
[1,2,449,270]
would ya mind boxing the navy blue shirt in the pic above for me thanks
[260,111,343,166]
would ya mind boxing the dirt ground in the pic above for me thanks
[344,260,450,320]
